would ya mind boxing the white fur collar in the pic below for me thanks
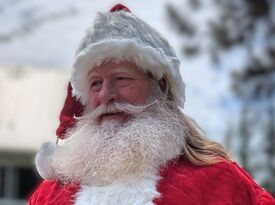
[74,173,160,205]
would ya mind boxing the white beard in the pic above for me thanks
[35,79,188,187]
[49,101,185,186]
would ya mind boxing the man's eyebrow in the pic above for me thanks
[111,66,140,75]
[88,72,101,80]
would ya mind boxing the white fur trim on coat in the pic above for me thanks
[74,173,160,205]
[71,11,185,107]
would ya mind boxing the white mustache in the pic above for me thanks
[80,101,157,121]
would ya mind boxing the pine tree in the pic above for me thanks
[166,0,275,194]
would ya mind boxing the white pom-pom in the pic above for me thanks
[35,142,56,180]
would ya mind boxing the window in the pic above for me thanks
[0,152,42,204]
[18,167,41,199]
[0,166,41,200]
[0,167,4,197]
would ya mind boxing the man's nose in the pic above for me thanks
[97,81,118,104]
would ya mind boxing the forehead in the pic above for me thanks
[89,60,148,77]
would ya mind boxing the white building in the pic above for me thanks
[0,66,69,205]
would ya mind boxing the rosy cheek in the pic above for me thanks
[120,87,147,104]
[89,92,99,110]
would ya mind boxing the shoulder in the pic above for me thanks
[28,180,80,205]
[159,158,242,186]
[160,158,257,189]
[157,158,275,205]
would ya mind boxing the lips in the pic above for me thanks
[99,112,126,122]
[102,112,122,117]
[100,112,124,120]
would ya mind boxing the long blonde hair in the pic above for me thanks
[159,76,232,166]
[180,113,231,165]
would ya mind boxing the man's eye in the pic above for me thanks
[116,77,133,86]
[116,77,130,81]
[90,81,102,91]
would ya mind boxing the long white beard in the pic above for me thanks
[37,89,187,186]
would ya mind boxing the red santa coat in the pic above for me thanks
[28,158,275,205]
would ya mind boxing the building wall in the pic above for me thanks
[0,66,69,203]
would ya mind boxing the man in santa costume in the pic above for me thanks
[28,4,275,205]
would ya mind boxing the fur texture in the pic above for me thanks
[71,11,185,107]
[74,173,160,205]
[47,100,185,185]
[35,82,187,185]
[35,142,56,180]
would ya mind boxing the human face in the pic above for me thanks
[88,60,150,122]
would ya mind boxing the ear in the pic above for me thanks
[158,76,174,102]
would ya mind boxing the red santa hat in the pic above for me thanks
[56,4,185,138]
[56,82,84,138]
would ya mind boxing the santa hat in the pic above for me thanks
[56,4,185,138]
[56,83,84,139]
[71,4,185,107]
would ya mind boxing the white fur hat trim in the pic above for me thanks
[71,11,185,107]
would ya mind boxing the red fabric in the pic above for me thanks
[154,159,275,205]
[56,83,84,139]
[28,180,79,205]
[28,159,275,205]
[109,4,131,13]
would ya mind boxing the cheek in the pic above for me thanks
[88,91,99,110]
[120,83,150,104]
